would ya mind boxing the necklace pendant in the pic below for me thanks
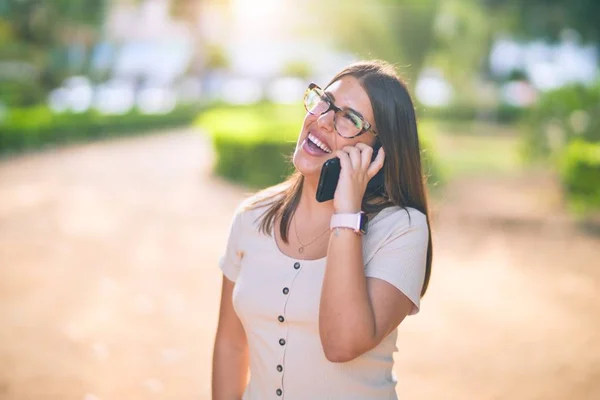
[298,246,304,253]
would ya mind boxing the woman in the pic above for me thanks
[212,60,432,400]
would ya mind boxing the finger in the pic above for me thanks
[367,146,385,179]
[354,143,374,170]
[335,149,352,173]
[343,146,362,169]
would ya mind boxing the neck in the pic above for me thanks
[297,175,335,222]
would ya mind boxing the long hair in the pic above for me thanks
[244,60,433,297]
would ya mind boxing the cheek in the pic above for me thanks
[302,113,316,130]
[332,137,364,151]
[332,138,350,151]
[297,115,311,141]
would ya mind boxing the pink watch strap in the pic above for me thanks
[330,213,362,232]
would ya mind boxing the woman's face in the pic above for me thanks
[293,75,378,179]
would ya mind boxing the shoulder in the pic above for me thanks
[363,206,429,256]
[230,186,285,229]
[370,206,428,237]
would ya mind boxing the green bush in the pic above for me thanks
[417,102,524,125]
[197,103,443,190]
[0,80,47,107]
[196,103,302,188]
[0,105,202,155]
[522,82,600,161]
[559,139,600,213]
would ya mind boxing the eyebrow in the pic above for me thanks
[324,90,367,121]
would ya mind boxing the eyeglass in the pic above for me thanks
[303,83,377,139]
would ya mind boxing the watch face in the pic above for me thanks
[359,214,369,235]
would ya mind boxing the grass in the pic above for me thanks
[430,121,524,180]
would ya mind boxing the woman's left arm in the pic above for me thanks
[319,229,414,363]
[318,143,419,363]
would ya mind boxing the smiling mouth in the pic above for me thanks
[307,133,332,154]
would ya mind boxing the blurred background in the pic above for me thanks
[0,0,599,399]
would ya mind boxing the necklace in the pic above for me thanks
[293,216,330,254]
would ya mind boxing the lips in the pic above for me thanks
[306,130,333,154]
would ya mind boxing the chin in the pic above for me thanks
[292,146,325,179]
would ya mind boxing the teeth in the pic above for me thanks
[308,133,332,153]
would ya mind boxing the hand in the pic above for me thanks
[333,143,385,214]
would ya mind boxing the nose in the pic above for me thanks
[316,109,335,134]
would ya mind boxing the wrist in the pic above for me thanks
[330,211,369,235]
[333,205,361,214]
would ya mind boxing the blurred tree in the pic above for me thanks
[0,0,108,105]
[282,60,312,80]
[484,0,600,42]
[169,0,207,75]
[381,0,440,86]
[298,0,439,86]
[425,0,495,104]
[204,43,230,71]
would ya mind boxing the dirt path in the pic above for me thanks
[0,129,599,400]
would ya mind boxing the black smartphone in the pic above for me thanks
[315,142,384,203]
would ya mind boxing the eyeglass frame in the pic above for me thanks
[303,83,378,139]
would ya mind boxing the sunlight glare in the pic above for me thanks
[231,0,285,36]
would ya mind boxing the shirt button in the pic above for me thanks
[278,315,285,323]
[279,338,286,346]
[276,364,283,372]
[276,389,283,396]
[282,287,289,295]
[293,262,301,269]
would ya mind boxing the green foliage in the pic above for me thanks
[204,44,230,71]
[559,139,600,213]
[416,121,444,189]
[522,82,600,161]
[485,0,600,42]
[298,0,439,85]
[0,0,107,105]
[431,122,522,179]
[0,0,106,43]
[427,0,493,98]
[212,137,297,189]
[196,103,303,188]
[418,102,524,124]
[521,82,600,216]
[377,0,440,85]
[282,61,312,80]
[0,79,46,107]
[0,105,201,155]
[197,103,443,190]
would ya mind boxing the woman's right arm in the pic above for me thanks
[212,276,249,400]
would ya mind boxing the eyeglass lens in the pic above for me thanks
[304,87,364,138]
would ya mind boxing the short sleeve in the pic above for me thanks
[218,208,244,282]
[365,210,429,315]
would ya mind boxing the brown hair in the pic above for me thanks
[245,60,433,296]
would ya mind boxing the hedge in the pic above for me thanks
[196,103,442,190]
[0,104,202,155]
[522,82,600,161]
[559,139,600,214]
[196,103,302,188]
[418,102,524,125]
[518,82,600,214]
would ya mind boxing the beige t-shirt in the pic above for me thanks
[219,195,429,400]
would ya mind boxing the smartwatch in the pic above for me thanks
[330,212,369,235]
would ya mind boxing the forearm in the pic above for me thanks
[319,228,376,361]
[212,340,249,400]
